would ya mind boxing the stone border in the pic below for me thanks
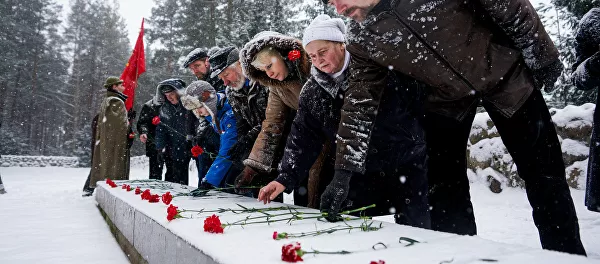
[96,186,219,264]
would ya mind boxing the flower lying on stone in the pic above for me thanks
[134,187,141,195]
[162,192,173,205]
[149,194,160,203]
[203,214,224,234]
[281,242,351,262]
[106,178,117,188]
[141,189,151,200]
[167,204,183,221]
[282,242,304,262]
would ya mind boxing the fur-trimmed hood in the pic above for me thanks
[239,31,311,91]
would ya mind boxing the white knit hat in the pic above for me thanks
[302,15,347,48]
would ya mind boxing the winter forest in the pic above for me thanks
[0,0,597,165]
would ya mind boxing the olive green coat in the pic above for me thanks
[89,90,129,187]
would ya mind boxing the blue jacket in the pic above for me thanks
[203,93,238,187]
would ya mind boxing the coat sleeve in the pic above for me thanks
[244,89,290,173]
[573,52,600,91]
[155,109,167,151]
[137,104,152,135]
[476,0,559,70]
[276,90,326,192]
[335,44,389,174]
[204,110,237,187]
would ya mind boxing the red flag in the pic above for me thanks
[120,18,146,111]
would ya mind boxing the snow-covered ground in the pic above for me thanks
[0,166,598,263]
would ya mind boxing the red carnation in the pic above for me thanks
[149,194,160,203]
[128,132,135,139]
[273,231,289,240]
[141,189,151,200]
[281,242,304,262]
[152,116,160,126]
[203,214,224,234]
[288,50,301,62]
[122,184,128,189]
[134,187,141,195]
[106,178,117,188]
[191,145,204,158]
[370,261,385,264]
[162,192,173,205]
[167,204,182,221]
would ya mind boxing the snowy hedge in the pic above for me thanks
[468,103,595,192]
[0,155,80,168]
[0,155,150,168]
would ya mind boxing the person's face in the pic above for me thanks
[193,106,210,117]
[113,83,125,93]
[218,62,245,90]
[306,40,346,74]
[256,55,289,81]
[325,0,379,22]
[189,58,210,78]
[164,91,179,105]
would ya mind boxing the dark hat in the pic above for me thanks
[104,76,123,89]
[157,78,187,94]
[182,48,209,68]
[209,46,240,78]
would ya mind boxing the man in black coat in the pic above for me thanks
[137,97,164,180]
[155,79,195,185]
[572,7,600,213]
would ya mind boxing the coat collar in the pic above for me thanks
[106,89,128,102]
[311,64,349,99]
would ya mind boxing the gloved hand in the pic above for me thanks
[531,59,564,93]
[227,135,252,162]
[320,169,353,222]
[190,180,215,197]
[196,119,211,138]
[234,166,259,193]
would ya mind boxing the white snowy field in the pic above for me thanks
[0,166,599,263]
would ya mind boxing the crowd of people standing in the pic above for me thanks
[84,0,600,256]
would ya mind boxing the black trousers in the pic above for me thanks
[345,154,431,229]
[425,90,586,255]
[164,156,190,186]
[148,150,164,181]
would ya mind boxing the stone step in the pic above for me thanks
[96,181,594,264]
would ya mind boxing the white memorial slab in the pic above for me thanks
[95,180,595,264]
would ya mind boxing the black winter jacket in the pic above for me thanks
[155,94,196,162]
[276,63,428,192]
[572,8,600,212]
[137,99,161,156]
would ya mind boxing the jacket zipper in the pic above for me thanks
[390,10,478,95]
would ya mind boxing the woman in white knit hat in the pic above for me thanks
[258,14,431,229]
